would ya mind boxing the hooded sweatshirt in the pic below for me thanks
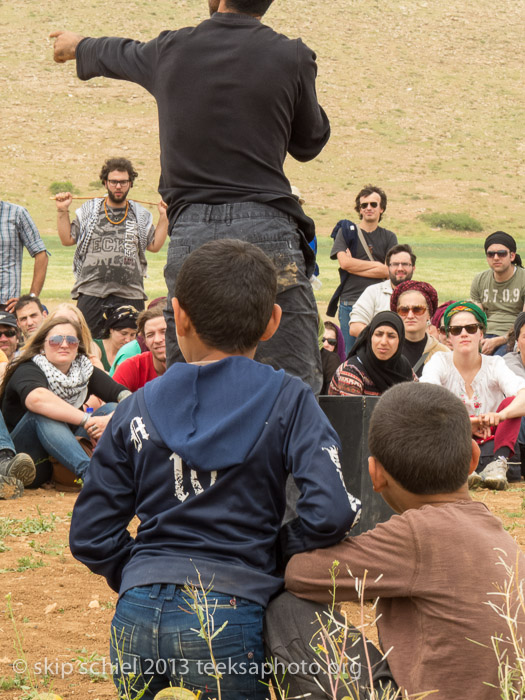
[69,357,360,606]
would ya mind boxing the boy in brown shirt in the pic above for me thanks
[269,383,525,700]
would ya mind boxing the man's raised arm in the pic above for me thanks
[50,30,85,63]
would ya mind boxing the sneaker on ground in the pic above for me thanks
[480,456,508,491]
[467,471,482,489]
[0,475,24,500]
[0,451,36,487]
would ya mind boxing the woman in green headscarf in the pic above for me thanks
[421,301,525,491]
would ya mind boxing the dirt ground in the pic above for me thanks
[1,483,525,699]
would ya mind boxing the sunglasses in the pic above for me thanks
[0,329,17,338]
[486,250,509,258]
[360,201,379,209]
[322,337,337,346]
[448,324,481,336]
[396,305,427,317]
[46,335,80,347]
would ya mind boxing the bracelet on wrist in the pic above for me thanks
[79,413,89,428]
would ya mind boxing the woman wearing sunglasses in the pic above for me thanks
[390,280,449,377]
[421,301,525,490]
[0,315,129,488]
[329,311,414,396]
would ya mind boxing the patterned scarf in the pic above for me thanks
[32,354,94,407]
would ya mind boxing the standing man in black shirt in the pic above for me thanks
[50,0,330,392]
[330,184,397,354]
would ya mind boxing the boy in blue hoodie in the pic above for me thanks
[69,239,360,700]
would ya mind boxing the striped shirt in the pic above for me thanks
[0,201,47,303]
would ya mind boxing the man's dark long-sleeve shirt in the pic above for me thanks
[76,12,330,241]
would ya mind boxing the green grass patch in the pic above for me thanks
[0,508,58,539]
[419,212,484,232]
[49,181,80,195]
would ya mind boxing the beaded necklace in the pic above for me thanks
[104,198,129,225]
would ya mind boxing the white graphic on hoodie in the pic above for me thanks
[130,416,149,453]
[322,445,361,516]
[170,452,217,502]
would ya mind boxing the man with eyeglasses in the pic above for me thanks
[470,232,525,357]
[329,185,397,354]
[54,157,169,337]
[349,244,416,339]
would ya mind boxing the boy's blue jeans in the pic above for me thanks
[10,404,117,484]
[110,584,267,700]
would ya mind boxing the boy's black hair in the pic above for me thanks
[224,0,273,16]
[175,239,277,353]
[368,383,472,495]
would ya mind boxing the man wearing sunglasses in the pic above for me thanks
[0,311,21,361]
[470,232,525,357]
[330,185,397,354]
[54,157,169,337]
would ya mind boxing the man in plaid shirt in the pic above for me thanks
[0,201,48,313]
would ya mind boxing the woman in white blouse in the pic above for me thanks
[421,301,525,490]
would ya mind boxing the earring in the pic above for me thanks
[426,320,431,326]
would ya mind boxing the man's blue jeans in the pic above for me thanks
[110,584,266,700]
[484,333,508,357]
[0,411,17,454]
[338,300,356,355]
[163,203,322,394]
[10,404,117,486]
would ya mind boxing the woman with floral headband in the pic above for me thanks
[390,280,449,377]
[93,304,139,372]
[421,301,525,490]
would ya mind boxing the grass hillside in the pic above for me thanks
[0,0,523,307]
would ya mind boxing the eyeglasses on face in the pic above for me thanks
[360,201,379,209]
[0,329,17,338]
[448,324,481,336]
[322,337,337,346]
[107,179,130,187]
[396,305,427,317]
[389,262,412,269]
[46,335,80,348]
[486,250,509,258]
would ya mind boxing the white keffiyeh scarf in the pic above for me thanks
[32,354,94,408]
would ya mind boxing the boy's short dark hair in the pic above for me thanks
[385,244,416,266]
[368,383,472,495]
[175,239,277,353]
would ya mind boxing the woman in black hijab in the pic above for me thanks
[329,311,415,395]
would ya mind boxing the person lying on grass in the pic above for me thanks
[69,238,360,700]
[268,382,525,700]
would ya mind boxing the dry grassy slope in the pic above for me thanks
[0,0,523,301]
